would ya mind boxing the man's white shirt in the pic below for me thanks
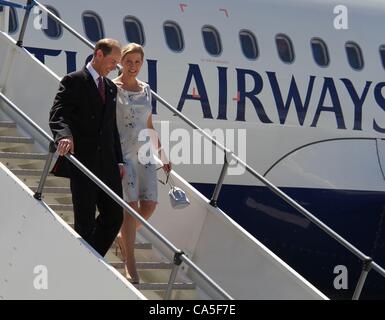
[86,62,102,87]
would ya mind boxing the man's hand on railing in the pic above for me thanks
[57,137,74,156]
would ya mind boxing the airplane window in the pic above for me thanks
[123,16,145,45]
[239,30,258,60]
[311,38,329,66]
[82,11,104,43]
[42,6,62,39]
[276,34,294,63]
[345,41,363,70]
[164,21,184,52]
[202,25,222,56]
[379,45,385,69]
[8,7,18,34]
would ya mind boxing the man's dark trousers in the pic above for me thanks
[49,66,124,257]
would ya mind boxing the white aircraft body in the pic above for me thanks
[1,0,385,298]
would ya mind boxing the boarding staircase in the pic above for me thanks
[0,4,330,300]
[0,117,196,299]
[1,0,385,300]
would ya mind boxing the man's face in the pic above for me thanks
[96,47,122,77]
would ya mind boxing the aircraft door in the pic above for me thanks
[376,139,385,180]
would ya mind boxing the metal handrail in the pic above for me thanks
[2,0,234,300]
[6,0,385,299]
[33,1,94,50]
[152,87,385,299]
[152,92,383,263]
[0,92,233,300]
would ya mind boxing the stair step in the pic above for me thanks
[134,282,196,291]
[111,240,152,250]
[0,151,47,160]
[49,204,73,211]
[60,227,152,250]
[58,220,152,250]
[0,136,33,144]
[0,121,16,128]
[30,186,71,194]
[107,243,152,253]
[12,169,44,176]
[111,261,173,270]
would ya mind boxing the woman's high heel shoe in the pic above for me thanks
[128,278,140,285]
[124,264,140,284]
[116,235,140,284]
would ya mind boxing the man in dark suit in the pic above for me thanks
[49,38,124,257]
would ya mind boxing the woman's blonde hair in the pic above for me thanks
[121,43,144,60]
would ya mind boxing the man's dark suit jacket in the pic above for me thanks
[49,66,123,187]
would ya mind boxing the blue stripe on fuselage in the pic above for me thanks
[192,183,385,299]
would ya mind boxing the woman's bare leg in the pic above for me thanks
[136,200,157,230]
[120,201,140,283]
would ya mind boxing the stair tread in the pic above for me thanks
[0,136,33,143]
[30,186,70,193]
[133,282,196,290]
[111,261,173,269]
[105,242,152,252]
[0,151,47,159]
[0,121,16,128]
[49,204,73,211]
[12,169,45,176]
[111,242,152,250]
[53,215,153,250]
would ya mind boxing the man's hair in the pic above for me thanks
[121,43,144,60]
[93,38,121,57]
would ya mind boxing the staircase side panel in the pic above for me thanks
[0,31,59,148]
[141,172,328,300]
[0,163,144,300]
[193,209,328,300]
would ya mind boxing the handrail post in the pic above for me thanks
[16,0,34,47]
[165,250,184,300]
[352,258,373,300]
[34,141,55,200]
[209,150,231,207]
